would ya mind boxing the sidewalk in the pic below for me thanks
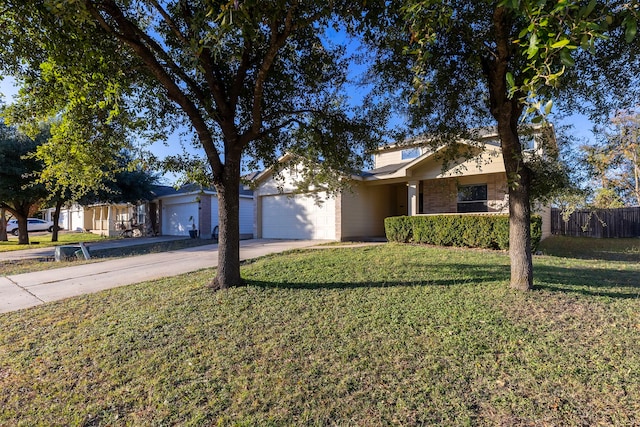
[0,235,190,261]
[0,239,323,314]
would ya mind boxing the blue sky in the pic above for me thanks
[0,76,18,104]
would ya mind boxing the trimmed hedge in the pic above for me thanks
[385,214,542,251]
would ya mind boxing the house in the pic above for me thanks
[252,129,552,240]
[156,184,254,238]
[43,202,146,236]
[42,184,254,239]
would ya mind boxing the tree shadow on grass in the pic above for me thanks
[245,262,640,300]
[246,278,477,291]
[539,237,640,262]
[540,250,640,263]
[533,264,640,299]
[244,263,510,291]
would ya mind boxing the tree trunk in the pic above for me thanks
[506,165,533,291]
[210,156,242,290]
[485,6,533,291]
[16,213,29,245]
[51,199,63,242]
[497,119,533,291]
[0,208,7,242]
[1,203,32,244]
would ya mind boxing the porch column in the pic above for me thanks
[408,181,419,216]
[107,206,112,236]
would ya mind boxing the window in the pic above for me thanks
[520,134,536,151]
[401,147,420,160]
[457,184,488,213]
[137,204,146,225]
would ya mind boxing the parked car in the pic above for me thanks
[6,218,58,236]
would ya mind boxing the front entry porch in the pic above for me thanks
[381,173,509,218]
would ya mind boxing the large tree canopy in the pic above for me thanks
[0,123,48,244]
[368,0,639,290]
[0,0,386,288]
[79,152,159,205]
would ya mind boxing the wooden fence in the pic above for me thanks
[551,207,640,238]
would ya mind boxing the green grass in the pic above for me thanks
[0,232,108,252]
[1,242,640,425]
[539,235,640,262]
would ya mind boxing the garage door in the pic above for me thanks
[262,193,335,239]
[162,203,198,236]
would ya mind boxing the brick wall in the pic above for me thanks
[422,173,508,214]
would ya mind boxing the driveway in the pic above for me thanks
[0,235,189,261]
[0,239,323,314]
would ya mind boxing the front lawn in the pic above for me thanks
[1,244,639,425]
[539,235,640,262]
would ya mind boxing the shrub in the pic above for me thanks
[384,216,413,243]
[491,216,510,250]
[530,215,543,252]
[385,214,543,251]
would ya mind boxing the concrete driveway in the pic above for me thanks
[0,239,323,314]
[0,235,189,261]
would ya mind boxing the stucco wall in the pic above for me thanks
[255,166,309,196]
[535,204,552,241]
[374,149,404,169]
[372,146,432,169]
[339,184,392,239]
[408,147,505,181]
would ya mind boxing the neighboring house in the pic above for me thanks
[252,128,552,240]
[43,184,254,238]
[155,184,254,238]
[45,204,84,233]
[43,202,143,236]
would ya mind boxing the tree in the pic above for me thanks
[79,152,159,205]
[0,208,8,241]
[29,119,152,242]
[34,148,158,242]
[0,123,48,244]
[584,110,640,206]
[0,0,384,289]
[0,110,130,242]
[592,188,625,208]
[582,143,617,190]
[371,0,639,290]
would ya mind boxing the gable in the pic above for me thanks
[373,146,430,168]
[255,164,309,196]
[408,146,505,180]
[362,143,505,183]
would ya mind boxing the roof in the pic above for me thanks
[359,138,503,181]
[151,184,253,200]
[359,162,410,178]
[374,127,499,152]
[372,125,554,153]
[242,171,262,182]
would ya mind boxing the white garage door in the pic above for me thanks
[162,203,198,236]
[262,193,335,240]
